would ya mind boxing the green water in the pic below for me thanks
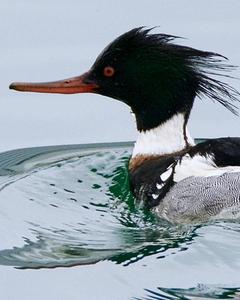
[0,143,239,299]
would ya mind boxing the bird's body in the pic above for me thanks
[130,134,240,222]
[10,27,240,223]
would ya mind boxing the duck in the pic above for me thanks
[9,27,240,223]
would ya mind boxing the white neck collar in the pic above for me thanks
[132,113,194,157]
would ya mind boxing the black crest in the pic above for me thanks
[90,27,240,130]
[110,27,240,113]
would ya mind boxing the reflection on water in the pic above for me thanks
[0,143,240,299]
[0,144,197,269]
[137,284,240,300]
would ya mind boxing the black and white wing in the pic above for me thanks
[129,157,177,208]
[191,137,240,167]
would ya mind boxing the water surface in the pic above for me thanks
[0,143,240,299]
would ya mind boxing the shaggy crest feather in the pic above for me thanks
[101,27,240,115]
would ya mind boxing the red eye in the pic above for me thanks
[103,66,115,77]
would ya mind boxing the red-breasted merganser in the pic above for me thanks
[10,27,240,223]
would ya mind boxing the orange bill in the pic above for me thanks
[9,72,98,94]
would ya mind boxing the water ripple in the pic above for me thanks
[0,144,240,278]
[0,146,197,269]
